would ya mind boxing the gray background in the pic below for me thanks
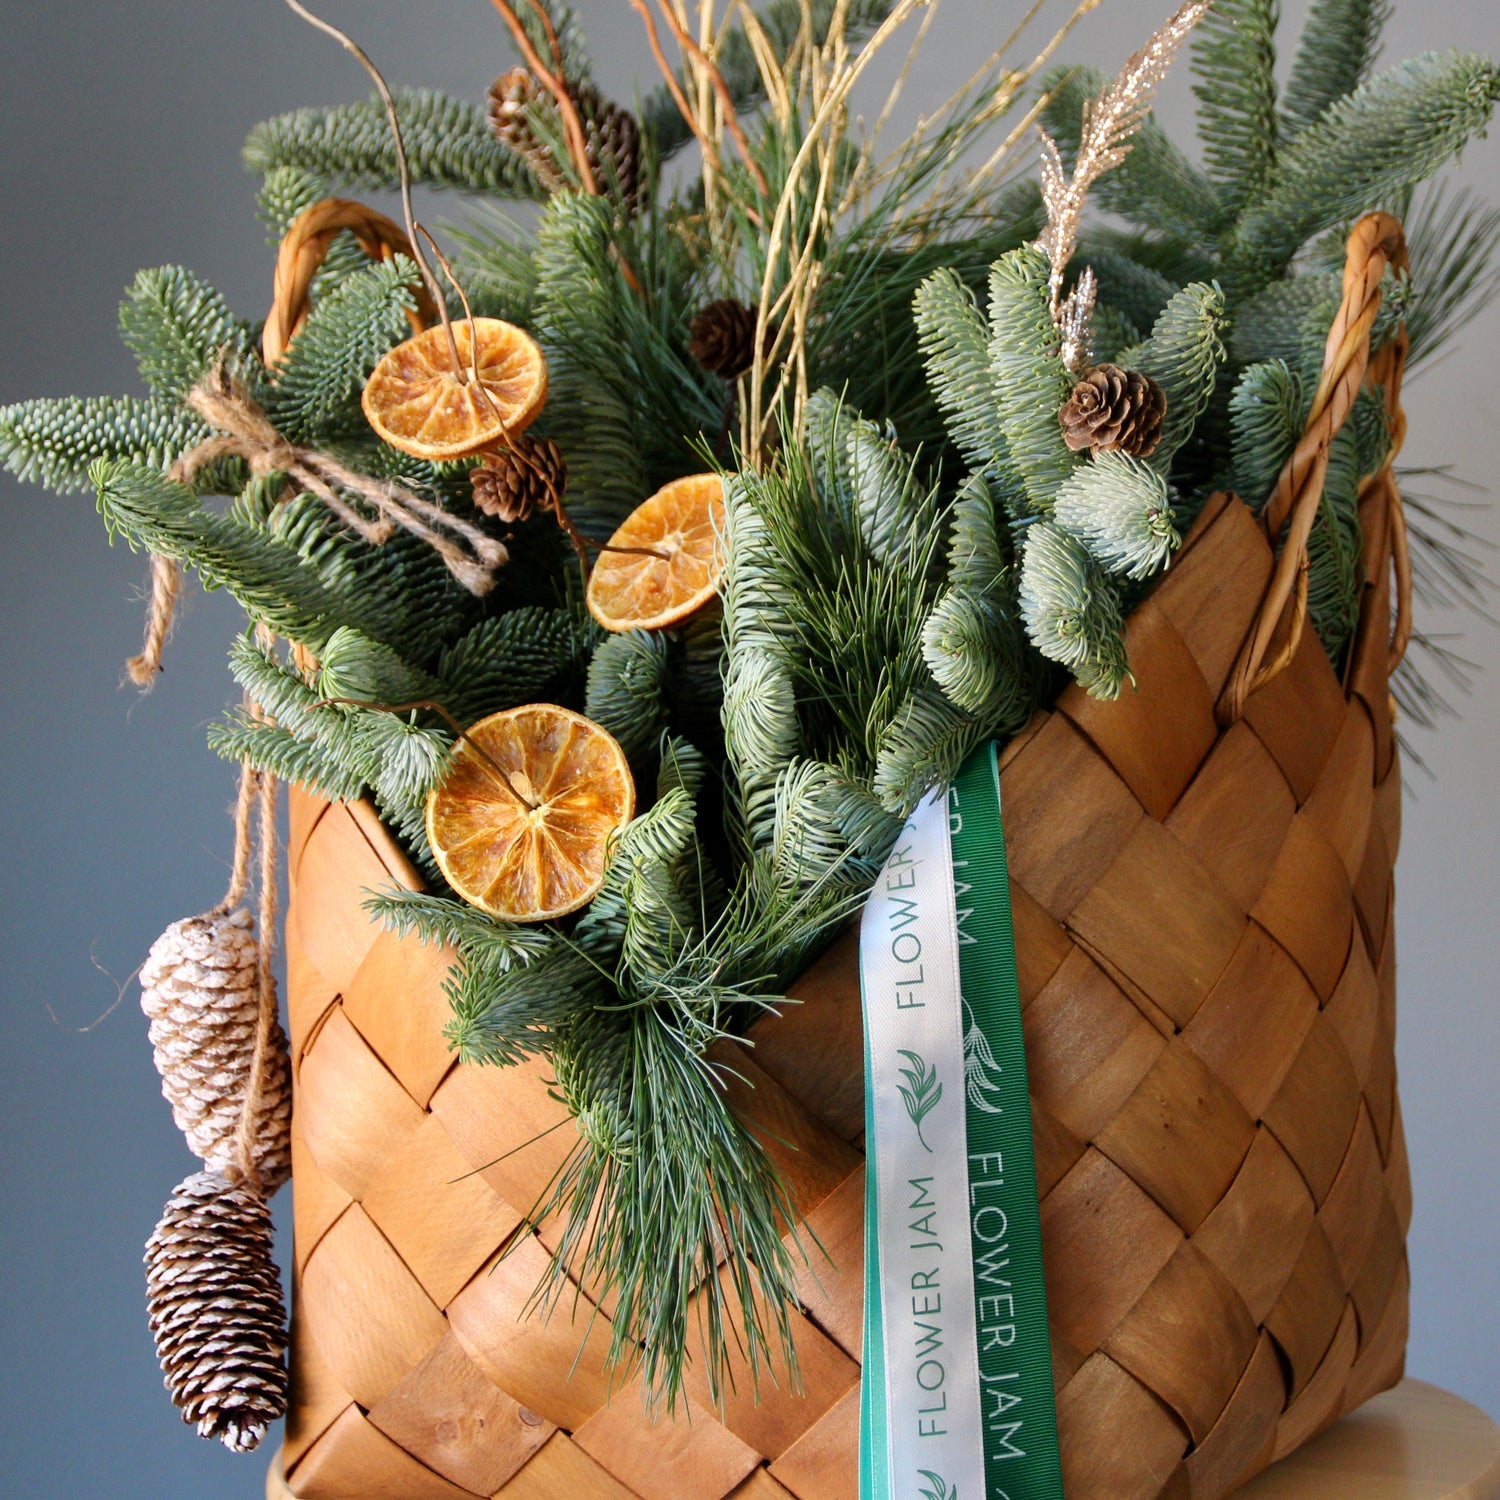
[1,2,1496,1495]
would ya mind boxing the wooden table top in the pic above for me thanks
[1235,1380,1500,1500]
[266,1378,1500,1499]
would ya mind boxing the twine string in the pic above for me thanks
[126,552,184,687]
[170,361,506,596]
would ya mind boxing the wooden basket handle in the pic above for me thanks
[1217,211,1413,726]
[261,197,438,369]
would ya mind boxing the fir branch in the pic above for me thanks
[118,266,259,405]
[365,888,553,966]
[244,88,544,198]
[921,482,1033,728]
[770,759,901,889]
[266,257,422,443]
[1305,423,1364,667]
[722,646,801,845]
[1123,281,1227,469]
[1039,66,1221,242]
[1235,52,1500,283]
[1231,272,1342,368]
[585,629,672,763]
[92,460,365,649]
[1018,519,1131,698]
[448,939,606,1065]
[206,716,368,803]
[914,268,1005,476]
[436,605,594,725]
[1282,0,1392,139]
[872,686,983,815]
[1053,451,1180,581]
[845,415,936,568]
[1192,0,1280,214]
[1078,243,1180,337]
[316,625,442,708]
[986,247,1077,516]
[0,395,207,494]
[1228,359,1304,511]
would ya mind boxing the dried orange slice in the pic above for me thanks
[425,705,635,922]
[586,474,726,633]
[362,317,547,461]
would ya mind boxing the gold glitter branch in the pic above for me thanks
[1037,0,1211,331]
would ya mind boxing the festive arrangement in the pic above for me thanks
[5,0,1499,1493]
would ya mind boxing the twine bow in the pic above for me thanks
[173,359,507,593]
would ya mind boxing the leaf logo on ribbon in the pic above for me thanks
[963,1000,1006,1115]
[917,1471,955,1500]
[896,1049,942,1151]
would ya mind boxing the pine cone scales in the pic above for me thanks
[1060,364,1168,457]
[488,68,640,210]
[471,437,567,523]
[688,299,762,379]
[145,1170,288,1452]
[140,910,292,1190]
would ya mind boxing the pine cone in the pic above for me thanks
[688,299,764,379]
[140,910,291,1190]
[471,437,568,524]
[145,1169,288,1452]
[488,69,641,211]
[1059,364,1168,457]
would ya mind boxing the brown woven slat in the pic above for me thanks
[275,218,1410,1500]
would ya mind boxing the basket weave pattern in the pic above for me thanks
[273,474,1408,1500]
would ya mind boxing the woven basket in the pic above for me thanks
[269,216,1412,1500]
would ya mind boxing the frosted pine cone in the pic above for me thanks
[145,1169,288,1452]
[140,909,291,1190]
[1059,364,1168,457]
[470,437,567,523]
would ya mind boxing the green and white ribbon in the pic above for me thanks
[859,743,1063,1500]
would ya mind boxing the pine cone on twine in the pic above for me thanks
[145,1169,288,1452]
[1059,363,1168,457]
[140,909,291,1190]
[688,298,766,379]
[471,437,568,524]
[487,68,641,211]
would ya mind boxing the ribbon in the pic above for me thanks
[859,743,1063,1500]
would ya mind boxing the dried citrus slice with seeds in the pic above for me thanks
[362,317,547,461]
[586,473,726,633]
[425,705,635,922]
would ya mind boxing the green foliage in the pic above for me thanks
[1235,53,1500,283]
[1053,452,1180,581]
[1228,359,1303,510]
[586,630,672,763]
[1193,0,1281,214]
[1305,424,1365,665]
[1125,281,1228,469]
[437,606,595,725]
[0,395,206,493]
[985,248,1078,516]
[1018,521,1130,700]
[914,268,1004,475]
[1282,0,1391,137]
[93,461,363,649]
[267,258,422,442]
[118,266,258,404]
[244,88,543,198]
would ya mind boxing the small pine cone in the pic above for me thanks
[471,437,567,524]
[688,299,765,380]
[488,69,640,211]
[140,910,291,1190]
[145,1169,288,1452]
[1059,364,1168,457]
[585,93,642,213]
